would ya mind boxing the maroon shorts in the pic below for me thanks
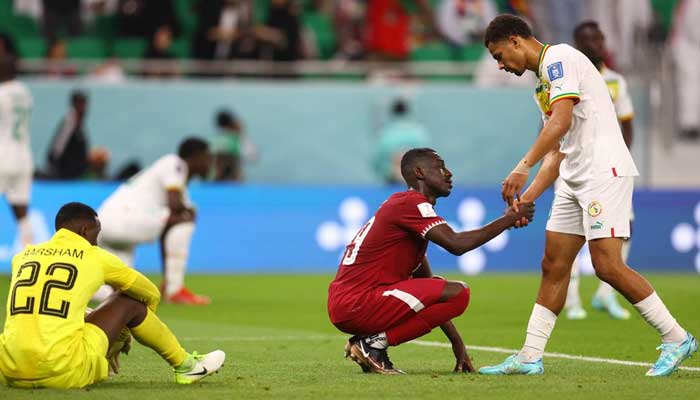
[331,278,446,336]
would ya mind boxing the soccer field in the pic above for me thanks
[1,273,699,399]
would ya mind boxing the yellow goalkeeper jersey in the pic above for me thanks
[0,228,160,380]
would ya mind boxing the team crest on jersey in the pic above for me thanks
[547,62,564,81]
[417,202,437,218]
[587,201,603,217]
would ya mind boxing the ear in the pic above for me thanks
[413,165,426,180]
[510,35,519,48]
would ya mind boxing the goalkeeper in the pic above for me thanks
[0,202,225,389]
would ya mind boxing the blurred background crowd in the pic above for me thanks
[0,0,697,187]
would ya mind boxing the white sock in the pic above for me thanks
[17,216,33,247]
[633,292,687,343]
[621,238,631,263]
[519,303,557,362]
[565,257,582,309]
[164,222,194,297]
[92,285,115,302]
[365,332,388,349]
[594,281,614,300]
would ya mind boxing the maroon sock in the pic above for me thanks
[386,287,470,346]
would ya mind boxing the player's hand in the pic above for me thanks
[501,172,528,207]
[452,345,475,373]
[506,201,535,228]
[107,328,132,376]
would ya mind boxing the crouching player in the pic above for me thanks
[328,148,535,374]
[0,202,225,389]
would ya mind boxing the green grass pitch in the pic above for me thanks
[1,273,700,399]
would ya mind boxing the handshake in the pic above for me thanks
[504,200,535,229]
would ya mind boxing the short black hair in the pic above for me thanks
[55,202,97,231]
[573,20,601,41]
[400,147,437,182]
[392,99,408,116]
[216,109,237,128]
[0,53,17,81]
[484,14,533,46]
[178,137,209,159]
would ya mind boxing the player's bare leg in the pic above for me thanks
[160,212,209,305]
[347,281,469,375]
[480,231,584,375]
[588,238,696,376]
[87,292,225,383]
[10,204,32,247]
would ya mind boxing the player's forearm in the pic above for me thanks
[449,217,512,255]
[621,119,633,149]
[522,151,563,202]
[440,321,464,348]
[521,115,569,170]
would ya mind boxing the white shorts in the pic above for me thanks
[98,204,169,246]
[0,170,32,205]
[546,176,633,240]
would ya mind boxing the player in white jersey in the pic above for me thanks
[0,55,33,249]
[95,137,212,305]
[563,21,636,320]
[478,15,696,377]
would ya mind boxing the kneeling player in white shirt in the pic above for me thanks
[95,137,212,305]
[0,55,34,249]
[564,21,636,320]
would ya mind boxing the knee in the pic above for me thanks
[117,294,148,326]
[448,285,470,316]
[541,254,568,281]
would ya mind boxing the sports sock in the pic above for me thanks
[365,333,388,350]
[17,216,33,247]
[519,303,557,362]
[131,309,188,367]
[633,291,687,343]
[594,281,614,300]
[386,287,469,346]
[565,256,582,309]
[163,222,194,297]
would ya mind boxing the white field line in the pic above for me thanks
[180,335,700,372]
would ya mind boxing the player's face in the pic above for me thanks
[424,154,453,198]
[576,27,605,66]
[192,149,212,178]
[488,38,527,76]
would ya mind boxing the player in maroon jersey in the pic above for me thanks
[327,148,535,374]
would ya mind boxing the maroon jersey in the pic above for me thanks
[328,190,446,324]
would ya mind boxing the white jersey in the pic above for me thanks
[533,44,638,185]
[0,80,33,174]
[600,66,634,121]
[101,154,190,213]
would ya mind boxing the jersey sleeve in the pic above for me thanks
[98,248,161,311]
[396,195,447,238]
[160,156,188,192]
[614,75,634,121]
[543,47,581,107]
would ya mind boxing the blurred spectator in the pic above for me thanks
[365,0,435,61]
[84,147,111,180]
[332,0,366,60]
[0,33,18,58]
[143,25,178,77]
[373,99,430,184]
[192,0,258,60]
[436,0,497,48]
[45,39,78,78]
[117,0,180,38]
[210,109,258,181]
[41,0,82,40]
[670,0,700,140]
[263,0,304,61]
[46,90,89,179]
